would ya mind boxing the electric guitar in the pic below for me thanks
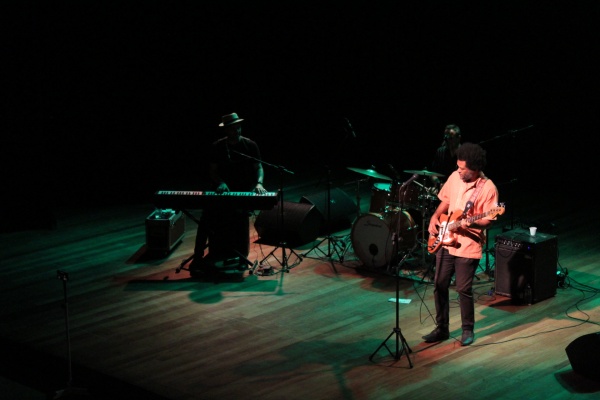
[427,203,505,254]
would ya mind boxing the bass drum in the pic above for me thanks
[351,211,416,268]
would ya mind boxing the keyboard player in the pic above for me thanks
[190,112,268,276]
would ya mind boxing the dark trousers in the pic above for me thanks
[194,208,250,262]
[433,247,479,331]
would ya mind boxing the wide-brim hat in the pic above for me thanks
[219,113,244,127]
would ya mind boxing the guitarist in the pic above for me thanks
[422,142,499,346]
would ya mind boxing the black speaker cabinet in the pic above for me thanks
[254,202,321,247]
[494,228,558,304]
[566,332,600,381]
[299,187,356,234]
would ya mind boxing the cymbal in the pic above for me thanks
[403,169,445,177]
[347,167,392,181]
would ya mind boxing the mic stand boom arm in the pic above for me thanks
[236,150,302,273]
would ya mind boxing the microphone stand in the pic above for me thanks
[370,249,413,366]
[479,124,533,230]
[232,150,302,273]
[302,165,349,273]
[53,270,89,399]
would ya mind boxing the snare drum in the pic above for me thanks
[350,211,416,268]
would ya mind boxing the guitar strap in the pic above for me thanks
[463,178,487,217]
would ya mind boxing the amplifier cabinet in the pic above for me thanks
[494,228,558,304]
[145,209,185,253]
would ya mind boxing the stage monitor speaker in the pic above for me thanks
[566,332,600,381]
[254,201,321,247]
[494,227,558,304]
[299,187,356,234]
[145,209,185,253]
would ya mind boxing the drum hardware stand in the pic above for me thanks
[416,180,437,283]
[385,180,416,276]
[369,256,413,366]
[53,270,89,399]
[302,166,349,273]
[351,177,369,217]
[476,229,494,281]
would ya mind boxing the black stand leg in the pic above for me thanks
[176,209,257,275]
[52,270,89,398]
[302,166,349,273]
[477,228,494,281]
[258,168,303,274]
[369,258,413,367]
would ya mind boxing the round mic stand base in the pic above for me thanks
[53,270,90,399]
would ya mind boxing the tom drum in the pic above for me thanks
[369,182,392,213]
[350,211,416,268]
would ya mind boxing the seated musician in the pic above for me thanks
[430,124,462,192]
[189,112,268,275]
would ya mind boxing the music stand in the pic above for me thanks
[302,166,350,273]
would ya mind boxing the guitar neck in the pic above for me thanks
[465,210,493,224]
[448,209,493,229]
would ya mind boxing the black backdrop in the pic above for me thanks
[3,1,598,212]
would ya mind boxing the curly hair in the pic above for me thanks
[455,142,486,171]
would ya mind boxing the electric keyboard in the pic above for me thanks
[153,190,278,210]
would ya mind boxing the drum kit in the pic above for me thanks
[346,166,443,272]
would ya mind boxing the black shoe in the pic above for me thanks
[460,330,474,346]
[422,327,450,343]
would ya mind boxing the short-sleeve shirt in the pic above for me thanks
[437,170,499,259]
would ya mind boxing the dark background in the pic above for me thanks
[3,1,598,213]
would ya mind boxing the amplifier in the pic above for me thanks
[494,227,558,304]
[145,209,185,254]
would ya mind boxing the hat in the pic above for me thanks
[219,113,244,127]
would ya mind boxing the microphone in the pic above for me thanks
[388,164,400,178]
[345,118,356,138]
[401,173,419,188]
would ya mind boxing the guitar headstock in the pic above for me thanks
[492,203,506,216]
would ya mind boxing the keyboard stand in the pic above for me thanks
[174,208,258,275]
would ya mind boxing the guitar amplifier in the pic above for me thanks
[494,227,558,304]
[145,209,185,253]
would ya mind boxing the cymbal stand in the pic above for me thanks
[351,177,368,218]
[369,260,413,366]
[413,179,436,282]
[258,163,302,274]
[302,166,348,273]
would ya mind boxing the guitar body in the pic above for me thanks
[427,210,462,254]
[426,204,506,255]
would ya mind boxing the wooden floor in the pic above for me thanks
[2,171,600,400]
